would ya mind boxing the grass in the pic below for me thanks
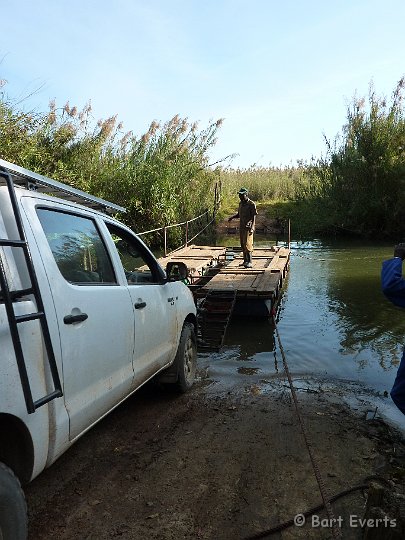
[219,165,308,204]
[216,165,337,238]
[261,199,337,238]
[217,195,338,239]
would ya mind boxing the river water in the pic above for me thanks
[200,236,405,428]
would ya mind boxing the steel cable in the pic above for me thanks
[270,311,342,539]
[243,475,390,539]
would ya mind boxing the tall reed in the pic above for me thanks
[0,89,222,245]
[310,77,405,237]
[219,165,308,205]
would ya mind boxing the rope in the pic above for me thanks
[270,310,342,539]
[165,217,216,256]
[243,475,390,539]
[137,209,210,236]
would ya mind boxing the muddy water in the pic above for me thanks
[199,237,405,427]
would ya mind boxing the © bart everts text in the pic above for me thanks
[293,513,396,528]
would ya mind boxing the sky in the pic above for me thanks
[1,0,404,169]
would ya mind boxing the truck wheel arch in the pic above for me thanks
[0,414,34,484]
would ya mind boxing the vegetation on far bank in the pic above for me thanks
[0,85,222,247]
[216,168,331,238]
[1,76,405,243]
[220,77,405,239]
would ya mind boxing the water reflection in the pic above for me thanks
[225,318,279,374]
[224,319,276,357]
[320,240,405,370]
[213,236,405,394]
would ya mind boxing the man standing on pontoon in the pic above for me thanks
[228,187,257,268]
[381,243,405,416]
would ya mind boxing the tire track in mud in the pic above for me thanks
[26,380,404,540]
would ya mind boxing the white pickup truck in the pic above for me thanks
[0,160,198,540]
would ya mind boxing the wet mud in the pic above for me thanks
[26,365,405,540]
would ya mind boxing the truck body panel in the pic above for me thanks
[22,195,137,440]
[0,174,197,495]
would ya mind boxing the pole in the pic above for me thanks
[288,219,291,249]
[164,226,167,257]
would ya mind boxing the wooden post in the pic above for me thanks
[288,219,291,249]
[164,226,167,257]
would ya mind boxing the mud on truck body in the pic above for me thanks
[0,160,197,539]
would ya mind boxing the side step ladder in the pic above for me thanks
[196,289,237,351]
[0,169,63,414]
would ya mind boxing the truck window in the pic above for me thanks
[106,224,164,285]
[37,208,116,285]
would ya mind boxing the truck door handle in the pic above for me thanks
[135,301,146,309]
[64,313,88,324]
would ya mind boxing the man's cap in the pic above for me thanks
[238,187,248,195]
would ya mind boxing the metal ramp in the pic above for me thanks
[0,167,63,414]
[196,289,236,351]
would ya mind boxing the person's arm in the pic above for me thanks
[247,202,258,233]
[252,215,256,232]
[228,205,240,222]
[381,244,405,307]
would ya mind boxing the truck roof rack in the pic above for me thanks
[0,159,126,214]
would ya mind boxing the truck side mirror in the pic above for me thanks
[166,261,189,282]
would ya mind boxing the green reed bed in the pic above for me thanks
[2,75,404,242]
[0,89,222,247]
[219,165,307,203]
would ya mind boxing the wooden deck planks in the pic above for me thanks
[202,267,283,296]
[157,245,226,273]
[255,271,281,292]
[267,255,279,269]
[268,257,290,277]
[277,247,290,257]
[160,244,290,299]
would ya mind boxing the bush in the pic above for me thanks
[310,78,405,237]
[0,88,222,247]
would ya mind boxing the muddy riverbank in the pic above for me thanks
[26,371,405,540]
[26,239,405,539]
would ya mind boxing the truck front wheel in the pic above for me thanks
[175,322,197,392]
[0,462,27,540]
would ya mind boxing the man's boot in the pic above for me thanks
[245,252,253,268]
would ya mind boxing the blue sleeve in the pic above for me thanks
[381,258,405,308]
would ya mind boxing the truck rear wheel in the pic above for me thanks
[175,322,197,392]
[0,462,27,540]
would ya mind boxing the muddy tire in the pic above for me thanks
[0,462,27,540]
[174,322,197,392]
